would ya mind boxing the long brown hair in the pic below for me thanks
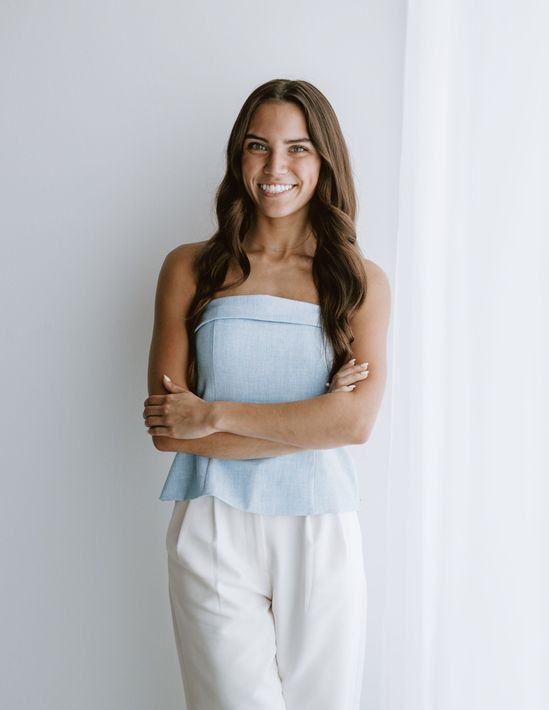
[185,78,367,392]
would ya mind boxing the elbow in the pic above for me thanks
[351,420,370,445]
[152,435,171,452]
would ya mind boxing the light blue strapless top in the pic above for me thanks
[159,294,360,516]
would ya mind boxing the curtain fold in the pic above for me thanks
[381,2,548,708]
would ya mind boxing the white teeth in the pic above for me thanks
[259,184,295,194]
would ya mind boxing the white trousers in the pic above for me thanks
[165,495,367,710]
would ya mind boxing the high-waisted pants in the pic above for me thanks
[165,495,368,710]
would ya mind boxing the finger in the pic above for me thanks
[350,369,370,383]
[147,426,172,436]
[328,359,359,387]
[332,371,369,389]
[144,393,180,407]
[333,384,357,392]
[338,358,357,373]
[143,405,164,418]
[326,358,356,387]
[144,395,168,406]
[144,415,166,427]
[163,378,187,392]
[337,365,369,383]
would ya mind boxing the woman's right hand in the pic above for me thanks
[326,358,369,393]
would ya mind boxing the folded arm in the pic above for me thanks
[210,392,362,449]
[207,261,391,449]
[155,391,360,454]
[147,247,390,455]
[153,431,307,458]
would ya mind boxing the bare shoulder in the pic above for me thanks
[364,257,391,292]
[163,240,208,276]
[167,239,209,259]
[158,240,208,298]
[353,257,392,323]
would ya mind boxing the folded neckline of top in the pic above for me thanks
[208,294,320,308]
[194,293,322,333]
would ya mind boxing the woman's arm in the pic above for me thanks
[209,261,392,449]
[153,357,369,455]
[209,394,358,449]
[153,431,306,458]
[147,244,306,459]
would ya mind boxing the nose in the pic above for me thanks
[263,148,288,176]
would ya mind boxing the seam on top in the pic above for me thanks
[199,320,218,496]
[195,314,322,333]
[210,294,320,307]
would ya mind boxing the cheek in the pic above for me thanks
[305,169,321,192]
[241,156,250,174]
[304,160,321,185]
[241,154,256,173]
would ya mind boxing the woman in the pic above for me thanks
[143,78,391,710]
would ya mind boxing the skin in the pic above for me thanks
[143,100,391,455]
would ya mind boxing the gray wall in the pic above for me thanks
[0,1,405,707]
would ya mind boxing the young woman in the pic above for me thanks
[143,78,391,710]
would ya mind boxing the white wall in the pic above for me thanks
[0,2,405,708]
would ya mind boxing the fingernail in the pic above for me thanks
[349,358,356,364]
[163,374,171,382]
[360,362,368,369]
[349,384,356,390]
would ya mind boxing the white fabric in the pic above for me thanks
[165,495,367,710]
[382,1,549,709]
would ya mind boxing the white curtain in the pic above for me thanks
[380,2,548,709]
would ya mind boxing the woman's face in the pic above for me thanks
[241,100,322,220]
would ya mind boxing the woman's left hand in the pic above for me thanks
[143,375,216,439]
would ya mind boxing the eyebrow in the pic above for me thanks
[244,133,313,144]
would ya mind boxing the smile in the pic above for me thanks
[258,183,296,195]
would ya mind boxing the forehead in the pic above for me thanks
[247,101,309,137]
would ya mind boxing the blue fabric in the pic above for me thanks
[159,294,360,516]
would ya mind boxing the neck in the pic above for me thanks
[244,214,314,257]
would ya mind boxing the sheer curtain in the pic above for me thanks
[380,2,548,709]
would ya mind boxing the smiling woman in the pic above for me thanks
[144,78,391,710]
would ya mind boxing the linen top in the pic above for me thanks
[158,294,360,516]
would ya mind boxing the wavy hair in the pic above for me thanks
[185,78,367,393]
